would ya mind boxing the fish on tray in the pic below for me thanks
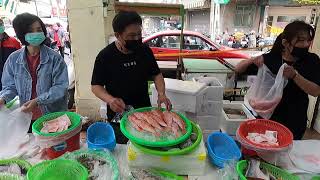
[128,114,160,136]
[41,114,71,133]
[129,110,186,138]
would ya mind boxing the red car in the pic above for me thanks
[143,30,250,62]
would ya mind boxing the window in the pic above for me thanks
[146,37,160,47]
[183,36,213,50]
[146,36,180,48]
[161,35,180,49]
[277,16,306,22]
[234,5,255,27]
[267,16,273,26]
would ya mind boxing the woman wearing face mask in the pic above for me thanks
[235,21,320,140]
[0,13,69,132]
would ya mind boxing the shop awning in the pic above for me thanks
[183,0,210,9]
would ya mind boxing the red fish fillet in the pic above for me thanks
[134,112,163,130]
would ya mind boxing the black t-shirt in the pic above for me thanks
[246,52,320,139]
[91,42,160,119]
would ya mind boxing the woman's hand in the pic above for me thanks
[252,55,264,67]
[21,99,38,113]
[283,66,297,79]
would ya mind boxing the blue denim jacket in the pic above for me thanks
[0,45,68,114]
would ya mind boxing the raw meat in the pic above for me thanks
[163,111,173,127]
[249,97,281,111]
[170,112,186,134]
[41,114,71,133]
[128,114,160,136]
[150,110,167,127]
[134,112,163,130]
[246,131,279,146]
[129,110,186,138]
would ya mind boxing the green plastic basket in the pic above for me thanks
[120,107,193,147]
[150,169,184,180]
[0,158,31,180]
[0,173,24,180]
[132,121,202,156]
[27,159,88,180]
[61,149,120,180]
[32,112,81,136]
[0,159,32,172]
[236,160,299,180]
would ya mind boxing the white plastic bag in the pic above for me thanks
[244,64,288,119]
[0,107,32,158]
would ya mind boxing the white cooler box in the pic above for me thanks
[185,113,221,131]
[151,78,206,113]
[220,103,256,136]
[127,140,207,176]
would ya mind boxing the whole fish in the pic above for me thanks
[134,112,163,130]
[129,114,160,136]
[150,110,167,127]
[171,122,180,138]
[128,115,143,132]
[163,111,173,127]
[170,112,186,133]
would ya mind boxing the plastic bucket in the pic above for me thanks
[32,112,82,159]
[46,131,80,159]
[87,122,116,151]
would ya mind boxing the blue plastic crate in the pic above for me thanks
[87,122,116,151]
[207,132,241,168]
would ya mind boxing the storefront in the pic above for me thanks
[265,6,318,37]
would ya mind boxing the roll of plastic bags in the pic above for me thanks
[244,64,288,119]
[0,107,32,158]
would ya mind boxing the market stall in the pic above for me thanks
[0,77,320,180]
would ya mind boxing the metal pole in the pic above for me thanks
[177,5,184,79]
[34,0,39,16]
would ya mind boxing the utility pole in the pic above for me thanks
[34,0,39,16]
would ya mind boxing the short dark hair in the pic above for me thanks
[112,11,142,33]
[12,13,47,46]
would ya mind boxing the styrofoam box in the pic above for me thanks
[193,77,224,101]
[196,100,223,116]
[185,112,221,131]
[127,140,207,176]
[151,78,207,113]
[220,103,256,136]
[202,129,221,142]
